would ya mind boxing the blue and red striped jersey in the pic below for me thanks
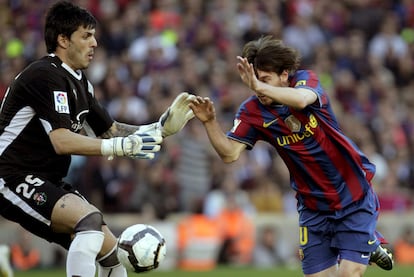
[227,70,376,211]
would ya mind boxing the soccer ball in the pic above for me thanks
[117,224,167,273]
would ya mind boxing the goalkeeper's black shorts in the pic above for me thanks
[0,173,85,249]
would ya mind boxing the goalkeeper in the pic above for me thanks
[0,2,194,277]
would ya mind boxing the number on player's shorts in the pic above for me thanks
[299,226,308,245]
[15,175,45,199]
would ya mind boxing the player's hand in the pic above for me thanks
[188,96,216,124]
[158,92,196,137]
[236,56,259,91]
[101,132,162,159]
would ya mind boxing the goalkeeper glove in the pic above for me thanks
[135,122,160,137]
[158,92,196,137]
[132,92,195,138]
[101,132,162,160]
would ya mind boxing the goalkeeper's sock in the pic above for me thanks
[0,245,13,277]
[98,263,127,277]
[97,245,127,277]
[66,230,104,277]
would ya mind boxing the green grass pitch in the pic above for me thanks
[13,265,414,277]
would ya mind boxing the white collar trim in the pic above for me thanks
[49,53,82,80]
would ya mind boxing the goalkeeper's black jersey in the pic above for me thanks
[0,54,113,181]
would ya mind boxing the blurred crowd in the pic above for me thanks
[1,0,414,220]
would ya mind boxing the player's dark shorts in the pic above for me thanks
[298,188,381,274]
[0,173,85,249]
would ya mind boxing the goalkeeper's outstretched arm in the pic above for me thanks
[95,92,197,159]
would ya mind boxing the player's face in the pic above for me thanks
[256,69,289,105]
[66,26,97,70]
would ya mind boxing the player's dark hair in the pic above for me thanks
[44,1,97,53]
[242,35,301,75]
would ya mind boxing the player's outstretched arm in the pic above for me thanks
[49,92,197,159]
[49,127,162,160]
[189,96,246,163]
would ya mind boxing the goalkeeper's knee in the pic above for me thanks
[70,212,105,257]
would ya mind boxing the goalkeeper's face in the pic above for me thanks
[256,69,289,105]
[64,26,97,70]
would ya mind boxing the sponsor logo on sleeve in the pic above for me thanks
[54,91,69,114]
[230,119,241,133]
[295,80,307,87]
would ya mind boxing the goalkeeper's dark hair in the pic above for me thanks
[44,1,97,53]
[242,35,301,76]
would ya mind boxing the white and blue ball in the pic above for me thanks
[117,224,166,273]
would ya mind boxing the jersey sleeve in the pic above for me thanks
[291,70,329,109]
[23,65,113,135]
[85,96,114,137]
[26,68,73,130]
[226,99,261,150]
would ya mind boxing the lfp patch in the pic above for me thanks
[53,91,69,114]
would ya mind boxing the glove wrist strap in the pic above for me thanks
[101,138,115,156]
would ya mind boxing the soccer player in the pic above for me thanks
[0,2,193,277]
[189,36,394,276]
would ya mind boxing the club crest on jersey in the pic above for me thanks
[284,115,301,132]
[53,91,69,114]
[33,192,47,206]
[276,114,319,147]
